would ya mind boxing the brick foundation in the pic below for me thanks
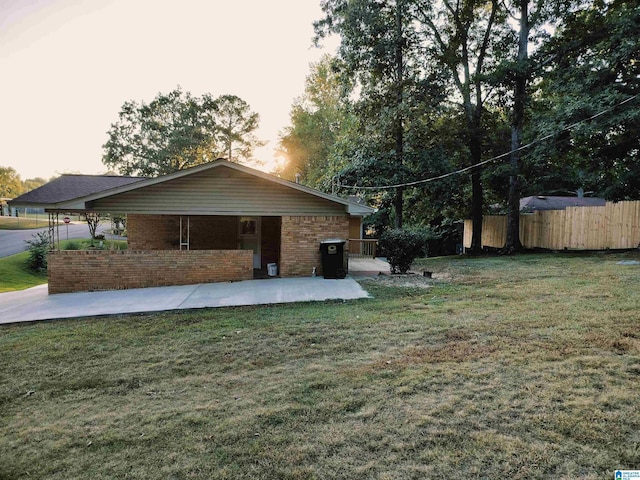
[280,216,349,277]
[48,249,253,294]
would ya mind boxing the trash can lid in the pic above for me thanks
[320,238,346,244]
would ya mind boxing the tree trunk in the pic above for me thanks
[394,0,405,229]
[469,131,484,255]
[504,0,528,253]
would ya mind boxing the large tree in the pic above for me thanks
[213,95,264,165]
[0,166,23,198]
[103,88,263,177]
[277,55,354,189]
[501,0,582,252]
[413,0,510,253]
[316,0,437,228]
[23,177,48,192]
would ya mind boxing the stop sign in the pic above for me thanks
[63,216,71,224]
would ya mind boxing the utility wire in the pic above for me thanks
[337,92,639,191]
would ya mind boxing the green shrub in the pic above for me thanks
[378,228,431,274]
[65,241,80,251]
[25,231,51,273]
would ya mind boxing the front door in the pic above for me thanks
[239,216,261,268]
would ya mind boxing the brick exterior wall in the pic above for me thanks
[280,216,349,277]
[128,214,239,250]
[48,250,253,294]
[128,214,179,250]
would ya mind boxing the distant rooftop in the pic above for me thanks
[10,174,146,208]
[520,195,606,212]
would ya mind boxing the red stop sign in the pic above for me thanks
[63,216,71,224]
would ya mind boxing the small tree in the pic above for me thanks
[25,231,51,273]
[378,228,430,274]
[85,213,103,242]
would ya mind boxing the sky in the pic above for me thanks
[0,0,337,180]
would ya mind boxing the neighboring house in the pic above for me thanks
[1,198,11,216]
[10,160,375,294]
[519,195,606,212]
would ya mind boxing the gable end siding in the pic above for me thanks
[89,168,345,216]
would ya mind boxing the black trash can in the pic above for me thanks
[319,239,347,279]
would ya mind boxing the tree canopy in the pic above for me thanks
[278,0,639,252]
[102,88,263,177]
[0,166,23,198]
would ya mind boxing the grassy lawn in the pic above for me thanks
[0,252,48,292]
[0,240,127,293]
[1,252,639,479]
[0,217,51,230]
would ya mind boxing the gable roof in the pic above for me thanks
[15,160,374,216]
[520,196,606,212]
[9,174,146,209]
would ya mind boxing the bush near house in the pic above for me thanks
[378,227,433,274]
[24,231,51,273]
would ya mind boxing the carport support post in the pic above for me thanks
[48,212,60,251]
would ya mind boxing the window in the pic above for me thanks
[239,217,257,236]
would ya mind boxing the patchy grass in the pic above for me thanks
[0,252,47,292]
[1,252,639,479]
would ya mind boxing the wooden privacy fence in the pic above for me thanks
[464,201,640,250]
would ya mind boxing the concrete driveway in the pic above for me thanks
[0,277,370,325]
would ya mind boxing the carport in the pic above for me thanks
[10,159,375,294]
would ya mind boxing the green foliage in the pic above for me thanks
[526,0,640,200]
[65,241,80,250]
[214,95,265,165]
[277,55,354,189]
[296,0,640,239]
[25,231,51,273]
[112,214,127,235]
[102,88,263,177]
[378,227,432,274]
[22,177,48,192]
[0,166,24,198]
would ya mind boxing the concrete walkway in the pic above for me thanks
[0,277,370,325]
[348,257,391,276]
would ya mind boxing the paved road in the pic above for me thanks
[0,223,111,258]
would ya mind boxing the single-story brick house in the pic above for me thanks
[11,160,375,294]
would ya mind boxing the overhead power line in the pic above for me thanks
[337,93,639,191]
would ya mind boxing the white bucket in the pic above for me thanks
[267,263,278,276]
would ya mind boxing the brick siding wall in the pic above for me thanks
[280,216,349,277]
[48,250,253,294]
[127,214,179,250]
[128,214,239,250]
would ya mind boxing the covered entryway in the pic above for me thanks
[128,214,282,277]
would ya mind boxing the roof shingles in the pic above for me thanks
[10,175,146,207]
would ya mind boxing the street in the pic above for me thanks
[0,223,111,258]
